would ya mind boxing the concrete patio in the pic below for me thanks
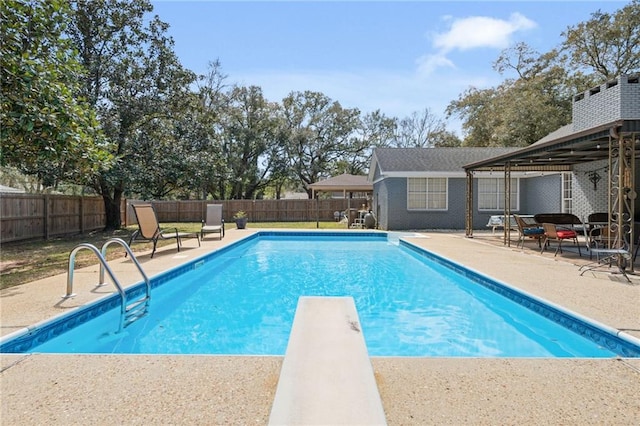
[1,228,639,425]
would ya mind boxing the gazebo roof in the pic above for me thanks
[308,173,373,193]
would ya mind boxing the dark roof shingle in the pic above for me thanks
[373,147,520,172]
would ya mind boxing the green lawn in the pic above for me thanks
[0,221,347,290]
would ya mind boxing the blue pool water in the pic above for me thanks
[4,232,639,357]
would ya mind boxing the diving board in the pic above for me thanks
[268,296,387,425]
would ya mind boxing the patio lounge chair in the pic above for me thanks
[540,222,581,257]
[514,215,544,248]
[129,203,200,258]
[201,204,225,240]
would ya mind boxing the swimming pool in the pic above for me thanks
[2,231,639,357]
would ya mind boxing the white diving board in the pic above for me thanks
[268,296,387,425]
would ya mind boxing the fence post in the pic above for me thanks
[44,194,50,240]
[80,196,85,234]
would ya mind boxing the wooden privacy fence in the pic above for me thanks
[0,194,111,243]
[126,198,368,226]
[1,193,368,242]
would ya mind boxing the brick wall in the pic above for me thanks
[572,74,640,132]
[572,160,609,221]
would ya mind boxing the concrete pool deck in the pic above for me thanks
[1,229,639,424]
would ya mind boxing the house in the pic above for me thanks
[368,147,567,230]
[369,74,639,234]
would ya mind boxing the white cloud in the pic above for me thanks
[416,53,456,75]
[433,12,537,52]
[415,12,537,78]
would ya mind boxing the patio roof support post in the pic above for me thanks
[504,163,512,247]
[465,170,474,237]
[629,133,637,271]
[608,127,636,272]
[347,192,351,229]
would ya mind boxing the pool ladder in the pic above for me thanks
[64,238,151,331]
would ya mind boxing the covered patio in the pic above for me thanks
[463,74,640,275]
[464,120,639,271]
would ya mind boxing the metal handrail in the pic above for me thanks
[100,238,151,301]
[63,239,151,331]
[64,243,128,330]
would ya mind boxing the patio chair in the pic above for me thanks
[579,223,631,283]
[540,222,581,257]
[586,212,609,246]
[514,215,544,248]
[129,204,200,258]
[201,204,225,240]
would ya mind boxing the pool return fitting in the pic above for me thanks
[63,238,151,331]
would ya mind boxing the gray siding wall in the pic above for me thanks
[374,175,566,231]
[373,179,390,230]
[372,177,469,230]
[373,164,637,231]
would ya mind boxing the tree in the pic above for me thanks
[431,129,462,147]
[448,43,585,147]
[446,86,501,147]
[67,0,195,228]
[281,91,361,198]
[220,85,281,199]
[338,110,397,175]
[561,0,640,79]
[393,108,447,148]
[0,0,110,189]
[181,60,228,200]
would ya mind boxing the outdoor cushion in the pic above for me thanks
[556,230,577,238]
[523,227,544,235]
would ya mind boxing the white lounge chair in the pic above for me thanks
[201,204,225,240]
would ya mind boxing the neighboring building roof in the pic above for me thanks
[282,191,309,199]
[370,147,520,179]
[0,184,25,193]
[308,173,373,193]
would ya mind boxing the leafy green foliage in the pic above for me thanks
[562,0,640,79]
[221,85,281,199]
[0,0,111,188]
[67,0,196,228]
[281,91,362,197]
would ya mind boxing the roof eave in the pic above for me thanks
[463,120,630,171]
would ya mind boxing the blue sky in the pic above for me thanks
[151,1,627,134]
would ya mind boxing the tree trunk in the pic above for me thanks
[102,188,123,230]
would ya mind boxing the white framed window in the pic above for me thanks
[562,172,573,213]
[478,178,518,211]
[407,177,447,210]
